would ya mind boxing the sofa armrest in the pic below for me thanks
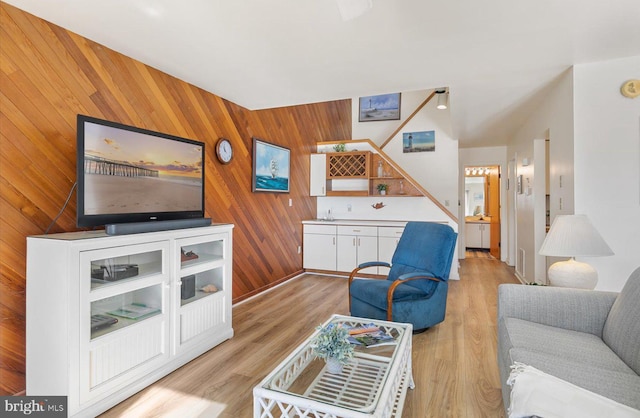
[498,284,619,337]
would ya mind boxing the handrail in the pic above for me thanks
[366,140,458,224]
[379,91,437,149]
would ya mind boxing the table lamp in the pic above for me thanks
[539,214,614,289]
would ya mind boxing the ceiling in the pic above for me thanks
[5,0,640,148]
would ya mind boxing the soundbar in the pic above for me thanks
[105,218,212,235]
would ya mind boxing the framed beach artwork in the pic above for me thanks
[252,138,290,193]
[403,131,435,153]
[358,93,401,122]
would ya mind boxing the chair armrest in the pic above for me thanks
[387,272,442,321]
[359,261,390,269]
[348,263,390,313]
[348,262,389,287]
[396,271,439,282]
[498,284,618,337]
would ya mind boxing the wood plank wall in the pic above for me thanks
[0,2,351,395]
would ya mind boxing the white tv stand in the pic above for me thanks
[26,224,234,417]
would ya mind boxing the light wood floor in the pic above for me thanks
[101,257,518,418]
[465,249,495,259]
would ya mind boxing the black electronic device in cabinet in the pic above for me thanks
[181,275,196,300]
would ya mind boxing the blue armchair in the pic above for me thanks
[348,222,458,332]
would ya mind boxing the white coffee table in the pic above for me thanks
[253,314,414,417]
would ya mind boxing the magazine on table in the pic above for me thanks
[347,323,396,348]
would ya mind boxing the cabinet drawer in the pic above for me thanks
[337,225,377,236]
[378,227,405,238]
[304,224,337,234]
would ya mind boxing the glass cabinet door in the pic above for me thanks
[178,237,225,307]
[90,284,163,339]
[81,242,168,340]
[175,233,230,350]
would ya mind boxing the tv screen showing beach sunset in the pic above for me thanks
[82,121,204,216]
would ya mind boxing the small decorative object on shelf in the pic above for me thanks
[311,323,354,374]
[201,284,218,293]
[377,161,383,177]
[377,183,388,195]
[181,249,199,262]
[333,143,347,152]
[399,180,405,195]
[91,263,139,281]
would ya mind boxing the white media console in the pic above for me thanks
[26,224,234,417]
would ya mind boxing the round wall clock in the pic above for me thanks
[215,138,233,164]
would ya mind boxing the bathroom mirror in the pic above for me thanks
[465,176,486,217]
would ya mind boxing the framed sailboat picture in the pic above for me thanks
[252,138,290,193]
[358,93,401,122]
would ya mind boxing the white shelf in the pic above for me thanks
[89,274,165,302]
[90,311,163,341]
[180,256,225,277]
[180,288,221,307]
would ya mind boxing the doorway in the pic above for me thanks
[464,165,501,259]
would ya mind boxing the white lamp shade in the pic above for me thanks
[436,91,448,109]
[336,0,372,21]
[539,215,614,257]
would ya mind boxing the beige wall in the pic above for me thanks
[507,69,575,283]
[574,55,640,291]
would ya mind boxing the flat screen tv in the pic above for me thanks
[77,115,205,228]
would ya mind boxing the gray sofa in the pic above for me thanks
[497,266,640,413]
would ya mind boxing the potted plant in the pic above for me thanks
[377,183,388,195]
[333,143,347,152]
[311,323,354,374]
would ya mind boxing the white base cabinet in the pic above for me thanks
[303,222,406,275]
[465,222,490,249]
[377,226,405,275]
[26,224,234,418]
[302,224,337,270]
[336,226,378,273]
